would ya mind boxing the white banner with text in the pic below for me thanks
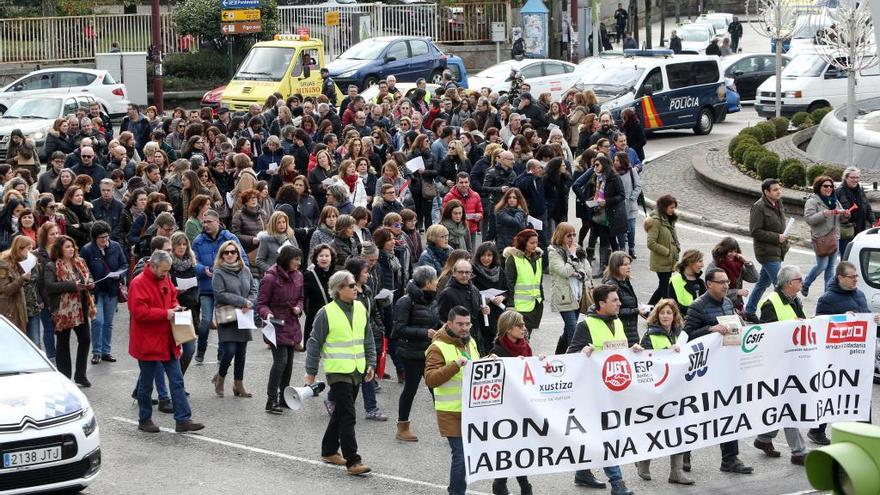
[461,314,875,483]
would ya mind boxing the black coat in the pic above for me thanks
[393,281,441,360]
[436,278,484,343]
[602,276,640,345]
[602,173,628,236]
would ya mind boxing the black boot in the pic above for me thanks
[683,451,692,472]
[492,479,510,495]
[265,396,283,415]
[516,476,532,495]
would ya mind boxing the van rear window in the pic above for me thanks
[666,61,719,89]
[859,248,880,290]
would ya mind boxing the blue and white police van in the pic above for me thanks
[574,49,728,135]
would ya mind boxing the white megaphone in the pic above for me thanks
[283,382,326,411]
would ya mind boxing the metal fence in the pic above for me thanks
[0,13,193,64]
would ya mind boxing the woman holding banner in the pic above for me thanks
[636,299,694,485]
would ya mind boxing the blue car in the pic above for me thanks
[328,36,456,90]
[727,84,741,114]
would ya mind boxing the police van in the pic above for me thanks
[574,49,727,135]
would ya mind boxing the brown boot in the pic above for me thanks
[233,380,253,398]
[395,421,418,442]
[211,374,225,397]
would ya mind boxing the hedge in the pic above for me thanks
[811,107,832,125]
[739,127,766,144]
[162,51,229,82]
[757,154,781,180]
[781,161,806,187]
[823,164,844,181]
[754,122,777,143]
[791,112,811,127]
[744,148,774,172]
[728,135,760,159]
[770,117,790,138]
[733,142,761,163]
[807,164,827,184]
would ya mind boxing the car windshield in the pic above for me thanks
[705,17,727,30]
[3,98,60,119]
[235,47,296,81]
[339,40,391,60]
[475,61,516,78]
[582,65,645,90]
[679,27,711,42]
[791,16,830,38]
[782,53,826,77]
[0,324,53,374]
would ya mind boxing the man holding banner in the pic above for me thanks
[753,265,808,465]
[682,267,754,475]
[425,306,481,495]
[566,284,637,495]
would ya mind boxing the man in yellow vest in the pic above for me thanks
[753,265,808,465]
[566,284,639,495]
[425,306,481,495]
[305,270,376,476]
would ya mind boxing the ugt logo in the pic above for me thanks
[685,342,709,381]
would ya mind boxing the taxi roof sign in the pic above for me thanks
[274,34,310,41]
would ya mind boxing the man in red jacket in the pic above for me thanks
[129,250,205,434]
[443,172,484,247]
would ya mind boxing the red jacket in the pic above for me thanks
[443,187,484,233]
[128,264,180,361]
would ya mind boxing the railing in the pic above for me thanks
[0,13,194,64]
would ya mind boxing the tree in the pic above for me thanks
[173,0,279,51]
[813,1,878,167]
[746,0,797,117]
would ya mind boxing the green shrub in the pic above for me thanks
[823,165,845,181]
[781,161,806,187]
[757,154,781,179]
[807,164,827,184]
[770,117,790,138]
[811,106,832,124]
[744,148,773,172]
[798,116,815,129]
[739,126,766,143]
[791,112,811,127]
[161,51,229,82]
[755,122,777,143]
[732,142,760,163]
[728,135,760,158]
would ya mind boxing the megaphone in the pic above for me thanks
[283,382,326,411]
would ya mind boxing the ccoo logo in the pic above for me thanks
[602,354,632,392]
[827,321,868,344]
[685,343,709,381]
[792,324,817,346]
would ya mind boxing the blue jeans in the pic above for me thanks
[25,315,41,347]
[218,341,247,380]
[137,358,191,423]
[745,260,782,316]
[91,292,117,355]
[361,379,378,412]
[197,294,214,355]
[575,466,622,484]
[561,310,579,343]
[804,250,838,292]
[40,308,56,360]
[615,218,637,253]
[447,436,466,495]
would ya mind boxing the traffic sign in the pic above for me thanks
[220,0,260,9]
[325,11,340,26]
[221,21,263,34]
[221,9,261,21]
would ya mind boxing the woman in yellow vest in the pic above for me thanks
[668,249,706,317]
[503,229,544,333]
[636,299,694,485]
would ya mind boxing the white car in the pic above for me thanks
[698,13,734,37]
[0,68,129,117]
[676,23,718,53]
[840,228,880,383]
[0,94,97,161]
[359,83,439,103]
[0,316,101,493]
[467,59,580,101]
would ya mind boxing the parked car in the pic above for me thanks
[360,83,439,103]
[675,23,719,54]
[0,94,97,160]
[201,86,225,113]
[327,36,452,90]
[0,315,102,494]
[468,58,579,101]
[840,227,880,383]
[726,83,741,114]
[720,52,792,101]
[698,13,734,37]
[0,68,129,117]
[770,12,835,54]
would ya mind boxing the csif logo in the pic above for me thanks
[827,320,868,344]
[685,342,709,381]
[601,354,632,392]
[791,324,817,347]
[741,326,765,353]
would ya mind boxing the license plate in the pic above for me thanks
[2,446,62,468]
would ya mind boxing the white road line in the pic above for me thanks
[110,416,491,495]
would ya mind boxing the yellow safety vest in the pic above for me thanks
[513,255,543,312]
[648,332,673,350]
[585,316,627,350]
[760,291,798,322]
[430,338,480,412]
[669,272,694,308]
[321,300,367,374]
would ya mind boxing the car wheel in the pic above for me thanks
[430,70,443,85]
[693,107,714,135]
[0,105,6,115]
[807,101,830,114]
[363,76,379,90]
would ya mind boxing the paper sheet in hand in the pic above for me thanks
[226,191,234,208]
[276,240,294,253]
[175,277,198,291]
[262,320,277,346]
[174,311,193,326]
[405,156,425,173]
[321,177,336,187]
[586,200,600,208]
[19,252,36,274]
[235,309,257,329]
[782,217,795,236]
[375,288,394,301]
[527,215,543,230]
[94,268,127,283]
[480,288,506,299]
[717,315,743,346]
[466,213,480,220]
[268,162,278,173]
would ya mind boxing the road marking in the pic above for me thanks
[110,416,491,495]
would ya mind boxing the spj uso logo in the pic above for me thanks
[685,342,709,381]
[469,360,505,408]
[602,354,632,392]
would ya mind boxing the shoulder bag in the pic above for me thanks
[813,232,838,257]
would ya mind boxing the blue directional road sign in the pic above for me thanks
[221,0,260,9]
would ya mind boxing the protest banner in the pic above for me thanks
[461,314,875,483]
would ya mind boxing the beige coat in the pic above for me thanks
[548,244,591,312]
[0,258,28,332]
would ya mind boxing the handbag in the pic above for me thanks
[579,279,594,315]
[840,220,855,241]
[213,304,238,325]
[117,284,128,303]
[421,178,437,199]
[813,231,838,257]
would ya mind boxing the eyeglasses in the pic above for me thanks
[565,233,577,238]
[841,273,859,279]
[710,279,730,285]
[47,204,57,210]
[346,282,357,289]
[821,184,833,189]
[392,222,402,228]
[222,250,238,256]
[82,154,94,158]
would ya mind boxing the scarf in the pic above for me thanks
[383,249,402,275]
[221,261,242,272]
[172,254,194,272]
[429,244,450,267]
[52,257,95,330]
[819,192,836,210]
[498,334,532,357]
[473,263,500,283]
[342,173,358,194]
[716,256,744,287]
[68,202,88,222]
